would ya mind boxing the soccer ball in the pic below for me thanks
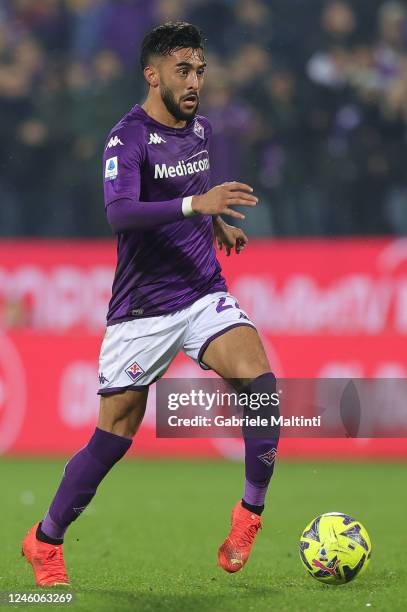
[299,512,372,585]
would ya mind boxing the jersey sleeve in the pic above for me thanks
[102,124,194,233]
[199,116,213,186]
[204,116,213,140]
[200,115,213,144]
[103,125,144,208]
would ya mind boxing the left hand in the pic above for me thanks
[213,217,248,256]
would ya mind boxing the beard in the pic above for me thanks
[160,83,199,121]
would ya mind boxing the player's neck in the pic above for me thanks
[141,99,187,129]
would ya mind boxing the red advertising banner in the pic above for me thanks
[1,239,407,458]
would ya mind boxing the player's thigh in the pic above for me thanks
[98,389,149,438]
[183,292,270,386]
[201,325,270,384]
[98,313,186,394]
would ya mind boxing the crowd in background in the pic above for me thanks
[2,0,407,237]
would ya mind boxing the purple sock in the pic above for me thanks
[242,373,280,508]
[41,428,132,540]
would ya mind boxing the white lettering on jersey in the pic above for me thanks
[154,157,210,179]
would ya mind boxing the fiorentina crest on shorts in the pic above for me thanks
[125,361,145,382]
[257,448,277,467]
[193,119,205,139]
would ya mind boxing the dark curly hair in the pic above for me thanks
[140,21,204,70]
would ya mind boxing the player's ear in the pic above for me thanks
[143,66,159,88]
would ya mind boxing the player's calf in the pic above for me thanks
[241,372,280,515]
[40,427,132,542]
[21,389,146,586]
[219,372,280,572]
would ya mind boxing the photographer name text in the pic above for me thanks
[167,415,321,428]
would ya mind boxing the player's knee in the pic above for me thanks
[233,363,273,393]
[98,393,146,438]
[235,355,271,386]
[97,415,142,438]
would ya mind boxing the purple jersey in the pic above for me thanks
[103,104,227,324]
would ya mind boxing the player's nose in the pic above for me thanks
[188,72,200,90]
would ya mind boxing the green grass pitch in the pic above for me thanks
[0,458,406,611]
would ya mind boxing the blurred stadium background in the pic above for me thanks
[1,0,407,463]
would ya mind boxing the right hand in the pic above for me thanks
[191,181,258,220]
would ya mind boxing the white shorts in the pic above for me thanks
[97,291,255,394]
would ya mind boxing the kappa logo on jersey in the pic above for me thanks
[98,372,109,385]
[125,361,145,382]
[104,156,118,181]
[105,136,123,149]
[257,448,277,467]
[193,119,205,139]
[148,132,166,144]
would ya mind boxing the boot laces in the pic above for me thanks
[233,519,261,548]
[43,547,67,582]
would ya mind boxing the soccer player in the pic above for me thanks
[22,22,279,585]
